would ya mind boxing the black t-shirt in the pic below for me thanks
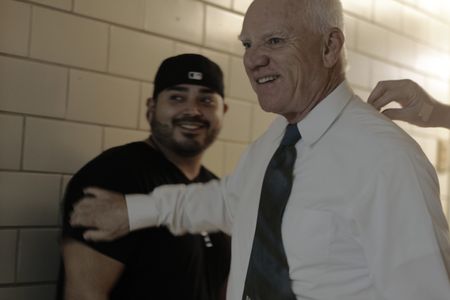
[58,141,231,300]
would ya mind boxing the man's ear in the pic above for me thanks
[223,102,229,114]
[146,97,156,123]
[322,28,345,68]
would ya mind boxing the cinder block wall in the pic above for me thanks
[342,0,450,220]
[0,0,449,298]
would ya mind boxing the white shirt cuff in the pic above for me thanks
[125,194,158,231]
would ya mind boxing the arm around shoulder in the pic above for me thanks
[129,178,235,235]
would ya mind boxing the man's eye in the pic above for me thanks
[170,95,184,101]
[200,97,215,105]
[242,41,251,49]
[267,37,283,45]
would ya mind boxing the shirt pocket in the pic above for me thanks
[282,209,333,280]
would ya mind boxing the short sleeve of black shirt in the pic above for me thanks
[62,142,158,262]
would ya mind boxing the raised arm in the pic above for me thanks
[368,79,450,128]
[62,238,124,300]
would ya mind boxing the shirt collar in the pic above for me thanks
[297,80,353,146]
[266,80,354,146]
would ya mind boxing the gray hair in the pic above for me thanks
[299,0,347,71]
[300,0,344,34]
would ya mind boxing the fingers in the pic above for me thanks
[70,197,97,228]
[368,81,402,111]
[381,108,417,123]
[381,108,404,121]
[69,187,130,241]
[70,187,110,228]
[368,79,417,111]
[369,91,395,111]
[83,229,116,242]
[367,81,388,105]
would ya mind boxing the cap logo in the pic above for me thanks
[188,71,203,80]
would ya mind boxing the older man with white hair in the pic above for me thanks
[71,1,450,299]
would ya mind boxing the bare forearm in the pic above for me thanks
[64,285,108,300]
[62,238,124,300]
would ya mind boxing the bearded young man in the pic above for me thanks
[59,54,230,300]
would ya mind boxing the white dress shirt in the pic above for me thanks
[127,81,450,300]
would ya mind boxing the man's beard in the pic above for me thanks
[150,116,219,157]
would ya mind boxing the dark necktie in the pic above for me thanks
[242,123,301,300]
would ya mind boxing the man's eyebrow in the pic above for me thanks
[261,31,286,39]
[199,87,216,94]
[238,30,287,42]
[166,86,189,92]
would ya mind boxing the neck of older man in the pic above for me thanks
[285,68,346,124]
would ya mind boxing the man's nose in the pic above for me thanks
[244,45,269,72]
[182,100,203,116]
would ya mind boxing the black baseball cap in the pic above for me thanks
[153,54,224,99]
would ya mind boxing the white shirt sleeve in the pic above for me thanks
[355,151,450,299]
[126,192,159,231]
[126,177,236,235]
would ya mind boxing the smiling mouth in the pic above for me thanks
[256,75,280,84]
[175,121,208,131]
[178,124,205,130]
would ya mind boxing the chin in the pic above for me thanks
[257,96,270,110]
[174,142,204,157]
[178,134,211,149]
[258,99,280,114]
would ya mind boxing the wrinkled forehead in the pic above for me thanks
[240,0,304,38]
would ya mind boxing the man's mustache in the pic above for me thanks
[173,116,210,128]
